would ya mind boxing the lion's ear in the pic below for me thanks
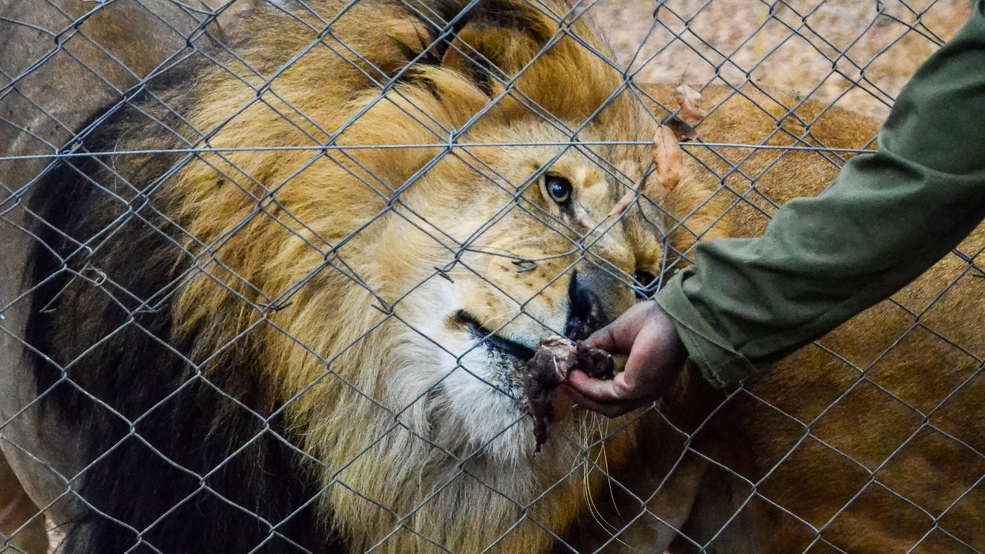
[437,33,508,97]
[392,1,559,95]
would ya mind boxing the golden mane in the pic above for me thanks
[152,1,671,551]
[6,1,983,552]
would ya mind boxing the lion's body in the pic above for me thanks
[1,1,983,553]
[2,2,698,552]
[646,86,985,553]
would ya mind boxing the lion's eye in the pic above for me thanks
[545,175,572,204]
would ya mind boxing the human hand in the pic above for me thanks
[562,301,687,418]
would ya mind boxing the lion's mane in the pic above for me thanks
[22,1,709,553]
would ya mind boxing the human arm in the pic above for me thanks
[567,1,985,412]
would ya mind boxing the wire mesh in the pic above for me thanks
[1,1,982,553]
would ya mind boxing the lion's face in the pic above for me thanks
[379,121,666,463]
[143,4,704,549]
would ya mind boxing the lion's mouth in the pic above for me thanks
[452,311,536,363]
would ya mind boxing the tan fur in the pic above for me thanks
[134,3,692,552]
[3,1,981,553]
[640,85,985,553]
[0,456,48,554]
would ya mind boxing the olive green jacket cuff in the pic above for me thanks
[656,275,758,388]
[654,0,985,389]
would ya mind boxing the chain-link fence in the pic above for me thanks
[1,0,982,553]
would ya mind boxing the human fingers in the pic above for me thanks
[566,305,687,418]
[583,324,622,356]
[565,369,634,403]
[583,301,660,354]
[560,382,641,418]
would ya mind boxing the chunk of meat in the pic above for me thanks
[523,339,616,451]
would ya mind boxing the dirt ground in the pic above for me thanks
[587,0,974,121]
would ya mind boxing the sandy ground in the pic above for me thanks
[586,0,974,120]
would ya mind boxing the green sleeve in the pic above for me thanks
[655,0,985,389]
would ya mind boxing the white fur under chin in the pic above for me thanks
[394,279,563,466]
[438,345,532,463]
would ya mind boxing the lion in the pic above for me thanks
[1,1,982,553]
[628,86,985,553]
[0,1,719,552]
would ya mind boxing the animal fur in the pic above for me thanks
[6,1,984,553]
[12,1,719,552]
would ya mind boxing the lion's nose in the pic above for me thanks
[563,270,612,341]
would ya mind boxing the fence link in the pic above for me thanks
[0,1,981,553]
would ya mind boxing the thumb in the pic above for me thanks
[583,324,622,354]
[583,301,659,354]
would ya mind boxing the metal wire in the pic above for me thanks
[1,0,981,553]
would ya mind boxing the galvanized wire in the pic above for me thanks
[1,1,981,553]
